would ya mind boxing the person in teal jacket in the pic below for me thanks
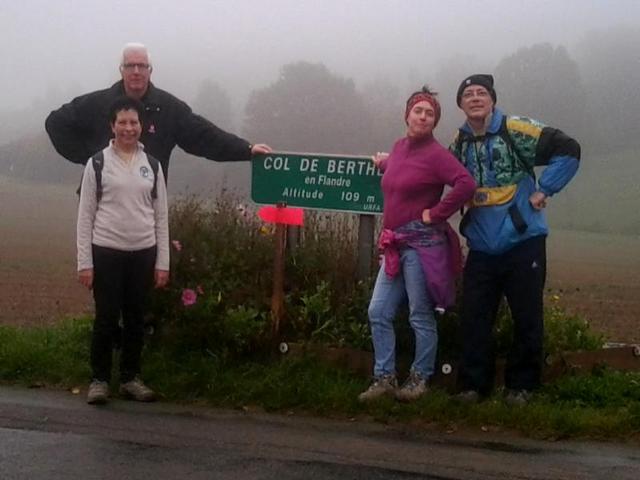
[449,74,580,405]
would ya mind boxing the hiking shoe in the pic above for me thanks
[453,390,480,404]
[395,371,428,402]
[87,380,110,405]
[504,389,532,407]
[119,377,156,402]
[358,375,398,402]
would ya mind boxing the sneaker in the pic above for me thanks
[453,390,480,404]
[119,377,156,402]
[87,380,110,405]
[395,371,428,402]
[358,374,398,402]
[504,389,532,406]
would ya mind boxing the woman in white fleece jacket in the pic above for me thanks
[77,96,169,405]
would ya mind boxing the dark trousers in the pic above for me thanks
[458,236,546,395]
[91,244,156,383]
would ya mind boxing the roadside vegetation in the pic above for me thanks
[1,317,638,440]
[1,194,637,441]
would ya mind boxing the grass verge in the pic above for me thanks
[1,318,639,441]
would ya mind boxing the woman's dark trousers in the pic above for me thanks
[90,244,156,383]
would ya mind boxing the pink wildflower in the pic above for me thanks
[181,288,197,306]
[171,240,182,252]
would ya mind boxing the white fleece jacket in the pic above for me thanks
[77,141,169,271]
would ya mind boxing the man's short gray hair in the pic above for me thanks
[120,42,152,67]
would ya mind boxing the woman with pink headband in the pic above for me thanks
[359,86,475,402]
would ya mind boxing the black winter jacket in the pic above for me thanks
[45,80,252,180]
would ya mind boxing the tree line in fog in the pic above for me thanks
[0,26,638,234]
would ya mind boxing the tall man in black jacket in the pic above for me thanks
[46,43,271,368]
[45,42,272,179]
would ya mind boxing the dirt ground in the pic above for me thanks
[0,177,93,326]
[1,176,638,342]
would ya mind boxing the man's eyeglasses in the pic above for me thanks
[121,63,151,72]
[462,89,489,99]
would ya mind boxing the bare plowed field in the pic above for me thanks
[1,176,638,342]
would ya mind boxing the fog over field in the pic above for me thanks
[1,0,639,230]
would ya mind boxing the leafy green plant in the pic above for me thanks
[221,305,268,356]
[151,195,375,359]
[544,303,604,354]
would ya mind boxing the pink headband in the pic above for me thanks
[405,92,441,126]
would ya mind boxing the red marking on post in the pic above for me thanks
[258,206,304,226]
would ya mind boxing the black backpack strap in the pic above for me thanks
[91,151,105,202]
[453,130,466,162]
[452,130,469,217]
[86,151,159,202]
[147,154,160,200]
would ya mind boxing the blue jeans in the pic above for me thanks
[368,248,437,378]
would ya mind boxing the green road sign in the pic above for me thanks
[251,152,383,214]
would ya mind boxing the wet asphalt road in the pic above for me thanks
[1,385,639,479]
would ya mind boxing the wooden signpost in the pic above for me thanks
[252,152,384,339]
[257,204,304,340]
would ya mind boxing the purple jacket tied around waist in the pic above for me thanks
[379,220,462,311]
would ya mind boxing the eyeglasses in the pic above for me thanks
[121,63,151,72]
[462,89,489,99]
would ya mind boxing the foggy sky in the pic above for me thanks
[1,0,639,114]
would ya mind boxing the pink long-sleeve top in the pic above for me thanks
[380,135,476,230]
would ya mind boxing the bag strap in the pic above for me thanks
[91,151,105,202]
[147,154,159,200]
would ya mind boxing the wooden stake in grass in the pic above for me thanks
[258,204,304,341]
[271,220,286,339]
